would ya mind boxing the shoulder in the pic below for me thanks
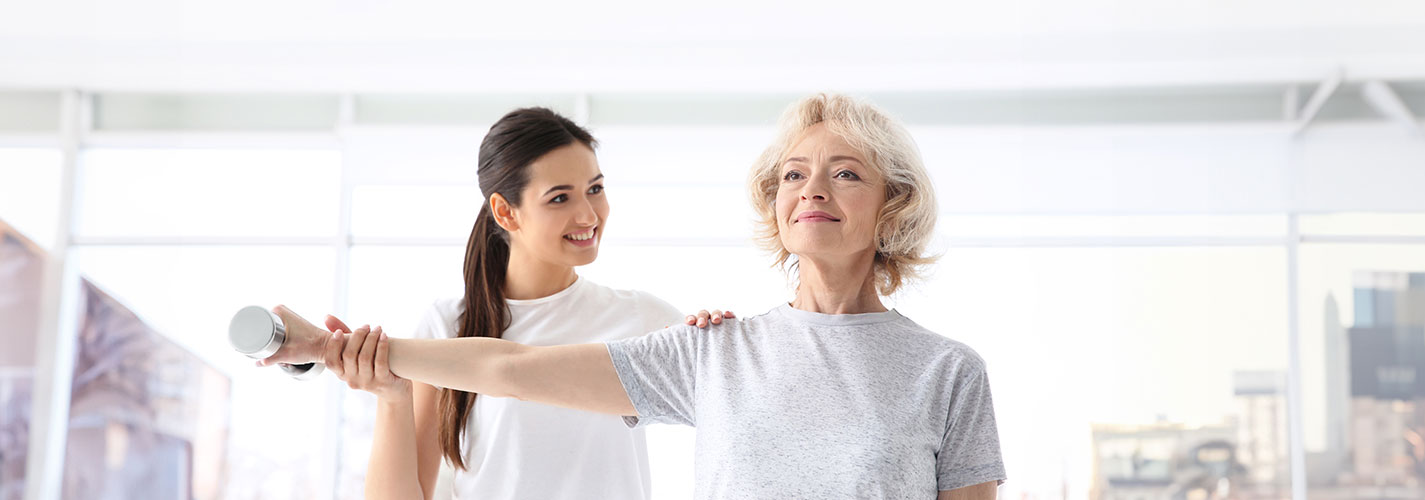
[415,297,464,339]
[582,278,682,321]
[427,296,464,321]
[887,315,990,376]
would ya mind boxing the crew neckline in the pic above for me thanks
[505,275,586,306]
[773,303,904,326]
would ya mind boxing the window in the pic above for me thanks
[1298,237,1425,499]
[0,148,63,247]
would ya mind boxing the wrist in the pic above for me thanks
[377,385,414,406]
[298,327,325,364]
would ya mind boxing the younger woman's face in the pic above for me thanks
[507,143,609,267]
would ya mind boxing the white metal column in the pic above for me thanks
[325,93,357,500]
[22,90,85,500]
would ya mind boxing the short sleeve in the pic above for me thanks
[412,300,456,340]
[936,360,1008,491]
[604,325,700,428]
[636,291,686,333]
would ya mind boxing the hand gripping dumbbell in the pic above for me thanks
[229,305,325,380]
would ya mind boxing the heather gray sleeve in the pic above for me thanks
[605,325,700,428]
[936,360,1008,491]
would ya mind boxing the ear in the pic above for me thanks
[489,193,520,232]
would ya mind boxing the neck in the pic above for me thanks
[790,251,886,315]
[502,246,577,301]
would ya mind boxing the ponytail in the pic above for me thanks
[434,107,596,470]
[437,205,510,470]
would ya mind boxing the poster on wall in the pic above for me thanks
[61,280,231,500]
[0,223,44,500]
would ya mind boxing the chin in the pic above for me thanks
[567,248,600,267]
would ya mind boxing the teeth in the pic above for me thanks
[565,228,596,241]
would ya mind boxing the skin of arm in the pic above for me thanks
[365,392,424,500]
[939,481,998,500]
[273,306,637,416]
[360,383,444,500]
[384,337,637,416]
[320,318,443,500]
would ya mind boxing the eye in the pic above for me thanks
[550,194,568,204]
[587,184,604,195]
[782,170,804,181]
[835,170,860,180]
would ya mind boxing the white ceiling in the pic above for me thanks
[3,0,1425,91]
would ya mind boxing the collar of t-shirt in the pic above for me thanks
[505,275,588,307]
[773,303,905,326]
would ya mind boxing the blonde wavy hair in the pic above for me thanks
[748,93,938,296]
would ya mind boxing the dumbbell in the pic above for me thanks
[229,305,325,379]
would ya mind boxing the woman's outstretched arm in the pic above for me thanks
[386,337,635,415]
[267,305,635,415]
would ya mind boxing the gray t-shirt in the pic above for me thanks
[606,304,1006,499]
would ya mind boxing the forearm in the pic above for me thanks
[939,481,998,500]
[364,395,425,500]
[385,337,528,398]
[385,337,634,415]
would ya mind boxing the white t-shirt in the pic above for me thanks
[414,276,683,500]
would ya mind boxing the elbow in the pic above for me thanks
[481,346,527,400]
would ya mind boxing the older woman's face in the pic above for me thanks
[775,123,886,263]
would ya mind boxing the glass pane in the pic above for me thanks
[0,148,63,248]
[72,245,338,499]
[591,126,775,187]
[346,245,466,337]
[337,245,466,499]
[350,186,480,239]
[1301,213,1425,237]
[93,94,340,131]
[0,92,61,132]
[891,246,1290,499]
[76,149,341,238]
[1299,244,1425,499]
[0,226,46,494]
[354,94,579,126]
[602,185,755,243]
[940,214,1288,239]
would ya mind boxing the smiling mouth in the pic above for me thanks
[563,226,597,241]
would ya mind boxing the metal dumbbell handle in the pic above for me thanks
[229,305,325,380]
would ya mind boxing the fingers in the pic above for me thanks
[323,330,346,378]
[357,326,381,384]
[374,330,391,379]
[268,304,331,364]
[325,314,352,334]
[344,325,370,385]
[686,309,734,328]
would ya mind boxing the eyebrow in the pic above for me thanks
[542,173,605,196]
[781,156,864,167]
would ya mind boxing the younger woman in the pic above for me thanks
[313,108,729,499]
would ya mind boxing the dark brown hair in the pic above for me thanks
[440,107,597,469]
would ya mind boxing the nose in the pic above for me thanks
[800,173,829,202]
[574,197,599,226]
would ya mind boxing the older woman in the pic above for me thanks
[265,93,1006,499]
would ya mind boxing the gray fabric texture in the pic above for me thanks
[606,304,1006,499]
